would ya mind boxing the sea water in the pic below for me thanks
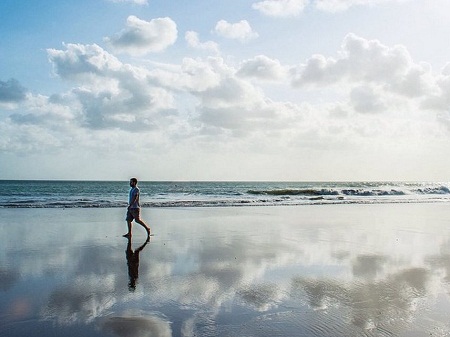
[1,180,450,208]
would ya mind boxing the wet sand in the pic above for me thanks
[1,203,450,336]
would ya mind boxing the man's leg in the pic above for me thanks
[123,219,133,237]
[126,209,150,237]
[133,209,150,236]
[136,219,151,236]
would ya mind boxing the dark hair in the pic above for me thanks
[130,178,138,184]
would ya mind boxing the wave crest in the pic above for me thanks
[247,189,339,196]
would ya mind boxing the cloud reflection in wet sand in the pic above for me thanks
[101,312,172,337]
[291,267,430,334]
[2,205,450,336]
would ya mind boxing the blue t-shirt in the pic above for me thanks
[129,186,140,209]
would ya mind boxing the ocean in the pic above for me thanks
[1,180,450,208]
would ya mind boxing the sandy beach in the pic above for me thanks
[2,203,450,336]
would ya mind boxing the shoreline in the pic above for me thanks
[2,197,450,209]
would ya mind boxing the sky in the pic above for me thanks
[1,0,450,181]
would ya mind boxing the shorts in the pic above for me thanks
[126,208,141,222]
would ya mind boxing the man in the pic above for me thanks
[123,178,151,238]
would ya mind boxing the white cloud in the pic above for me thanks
[9,94,76,126]
[423,71,450,111]
[47,43,123,80]
[4,25,450,180]
[104,16,177,55]
[148,57,228,93]
[0,78,27,103]
[252,0,411,16]
[350,85,386,113]
[291,34,436,102]
[237,55,288,81]
[214,20,259,43]
[193,74,305,137]
[293,34,411,86]
[46,43,177,131]
[252,0,310,17]
[24,35,450,146]
[314,0,408,12]
[442,63,450,76]
[185,31,219,54]
[4,34,445,154]
[196,77,264,111]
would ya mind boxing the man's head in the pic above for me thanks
[129,178,138,187]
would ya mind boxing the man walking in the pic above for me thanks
[123,178,151,238]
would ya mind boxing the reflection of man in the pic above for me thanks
[123,178,151,238]
[126,237,149,291]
